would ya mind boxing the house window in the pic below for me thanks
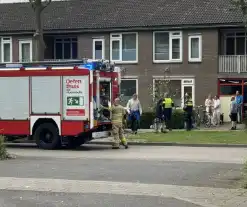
[153,78,195,107]
[1,37,12,63]
[54,37,77,59]
[110,33,138,63]
[120,79,138,105]
[19,40,32,62]
[153,79,182,107]
[188,35,202,62]
[153,31,182,62]
[223,32,247,55]
[93,39,105,59]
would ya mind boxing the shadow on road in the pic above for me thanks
[5,143,112,151]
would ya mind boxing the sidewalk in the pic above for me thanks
[134,123,245,133]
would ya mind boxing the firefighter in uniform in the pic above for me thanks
[183,93,193,131]
[162,93,174,132]
[110,98,128,149]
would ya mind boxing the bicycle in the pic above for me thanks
[194,105,212,128]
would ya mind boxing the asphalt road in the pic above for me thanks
[0,191,201,207]
[0,144,247,207]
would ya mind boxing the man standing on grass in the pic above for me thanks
[162,92,174,132]
[154,98,164,133]
[183,93,193,131]
[235,91,243,123]
[126,94,142,134]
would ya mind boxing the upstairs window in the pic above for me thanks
[54,37,77,59]
[93,39,105,59]
[153,31,182,63]
[110,33,138,63]
[188,35,202,62]
[1,37,12,63]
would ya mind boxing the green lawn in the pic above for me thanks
[128,131,247,144]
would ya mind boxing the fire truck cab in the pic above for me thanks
[0,59,121,149]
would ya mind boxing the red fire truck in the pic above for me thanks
[0,59,121,149]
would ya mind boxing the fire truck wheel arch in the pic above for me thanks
[31,116,61,135]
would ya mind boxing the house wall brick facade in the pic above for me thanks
[77,29,219,109]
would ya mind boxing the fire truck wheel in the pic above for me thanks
[34,123,61,150]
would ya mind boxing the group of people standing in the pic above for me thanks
[204,94,221,126]
[155,92,194,132]
[109,90,244,149]
[204,91,243,130]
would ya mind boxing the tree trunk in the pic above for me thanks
[33,2,45,61]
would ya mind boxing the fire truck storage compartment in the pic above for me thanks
[31,76,61,114]
[100,81,111,102]
[0,77,29,120]
[32,75,89,120]
[63,76,89,120]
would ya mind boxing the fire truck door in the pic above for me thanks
[99,78,112,106]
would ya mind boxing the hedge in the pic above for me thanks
[132,109,185,129]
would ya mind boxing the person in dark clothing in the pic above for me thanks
[183,94,193,131]
[154,98,164,133]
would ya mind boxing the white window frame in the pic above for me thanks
[92,38,105,60]
[110,32,138,63]
[1,37,12,63]
[181,79,195,107]
[153,31,183,63]
[19,39,33,62]
[120,78,139,97]
[188,35,202,62]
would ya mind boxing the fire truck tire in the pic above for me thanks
[34,123,61,150]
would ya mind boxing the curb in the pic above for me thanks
[5,141,247,148]
[91,141,247,148]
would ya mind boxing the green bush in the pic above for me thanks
[139,109,185,129]
[0,135,8,160]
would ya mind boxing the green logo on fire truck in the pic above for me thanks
[67,96,84,106]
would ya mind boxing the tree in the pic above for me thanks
[148,67,180,112]
[231,0,247,26]
[29,0,52,61]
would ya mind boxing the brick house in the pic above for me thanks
[0,0,245,119]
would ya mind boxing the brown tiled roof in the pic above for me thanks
[0,0,244,32]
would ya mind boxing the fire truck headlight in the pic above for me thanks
[114,78,117,82]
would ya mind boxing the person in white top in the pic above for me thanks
[126,94,142,134]
[205,94,214,114]
[205,94,214,124]
[213,95,221,126]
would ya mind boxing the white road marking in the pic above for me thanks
[7,146,247,164]
[0,177,246,207]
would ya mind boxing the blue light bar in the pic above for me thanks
[81,62,97,70]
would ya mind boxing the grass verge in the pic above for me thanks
[128,131,247,144]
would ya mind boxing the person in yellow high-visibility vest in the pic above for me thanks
[162,92,174,132]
